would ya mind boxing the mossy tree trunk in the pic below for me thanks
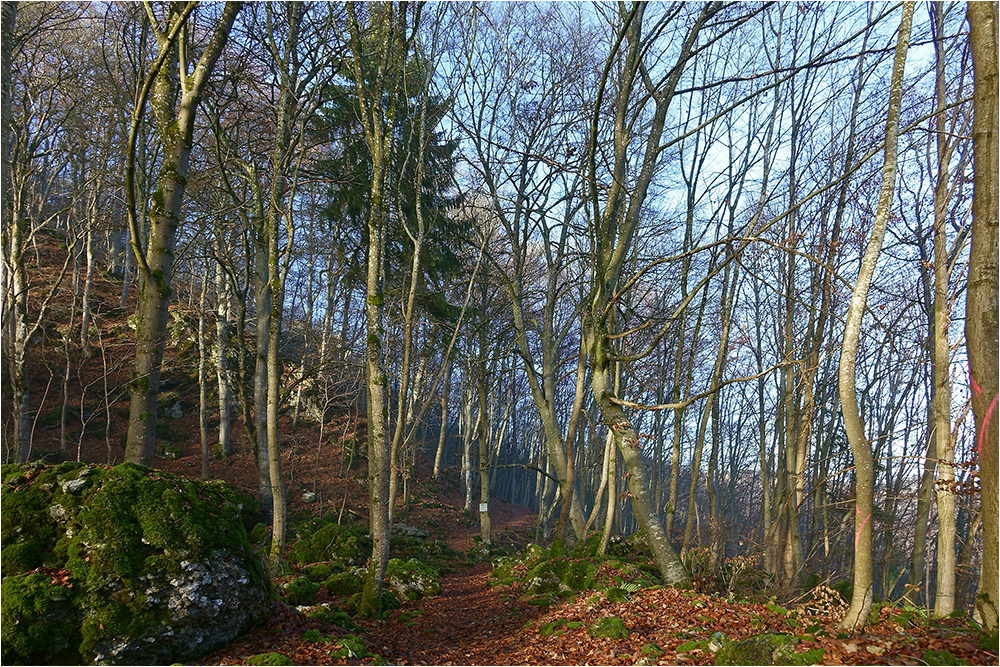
[837,1,912,631]
[967,0,999,635]
[124,1,242,466]
[343,1,417,618]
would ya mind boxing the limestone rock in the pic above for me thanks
[1,462,269,665]
[392,523,428,539]
[385,558,441,601]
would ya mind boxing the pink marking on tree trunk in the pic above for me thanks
[855,508,871,547]
[977,391,998,455]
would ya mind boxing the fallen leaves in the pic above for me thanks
[195,568,997,666]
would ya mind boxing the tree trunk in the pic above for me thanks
[433,361,451,479]
[926,2,963,615]
[838,1,912,630]
[80,227,95,357]
[477,353,491,545]
[198,264,210,479]
[125,1,242,467]
[345,1,410,618]
[215,256,232,456]
[588,323,691,587]
[253,230,273,518]
[967,0,999,634]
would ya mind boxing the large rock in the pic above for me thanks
[712,633,825,666]
[385,558,441,601]
[1,461,270,665]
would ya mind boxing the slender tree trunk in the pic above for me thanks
[198,264,210,479]
[253,231,273,518]
[345,1,411,618]
[462,379,474,513]
[215,256,232,456]
[477,351,491,544]
[433,361,451,479]
[838,1,912,630]
[600,431,616,556]
[967,0,999,634]
[80,227,95,357]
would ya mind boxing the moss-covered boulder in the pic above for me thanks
[300,562,334,583]
[281,576,320,606]
[304,604,361,632]
[324,567,366,596]
[489,555,519,586]
[385,558,441,601]
[1,462,269,665]
[712,633,824,666]
[588,616,629,639]
[285,519,371,567]
[523,558,597,596]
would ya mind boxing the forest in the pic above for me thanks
[1,0,998,662]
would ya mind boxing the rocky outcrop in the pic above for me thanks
[1,461,270,665]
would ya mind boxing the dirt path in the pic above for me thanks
[364,563,546,665]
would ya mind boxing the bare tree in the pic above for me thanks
[838,0,912,631]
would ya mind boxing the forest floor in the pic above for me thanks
[160,440,996,667]
[9,231,999,666]
[31,409,999,666]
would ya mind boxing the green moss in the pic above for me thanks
[713,636,774,665]
[285,519,371,566]
[385,557,441,600]
[677,640,707,652]
[246,652,294,666]
[347,588,400,618]
[324,569,365,596]
[1,573,81,665]
[712,633,822,666]
[523,558,597,596]
[540,619,569,636]
[281,577,320,605]
[922,649,969,666]
[642,643,665,657]
[304,606,360,631]
[332,633,371,660]
[588,616,629,639]
[489,555,518,586]
[301,629,330,643]
[301,562,333,583]
[1,462,87,574]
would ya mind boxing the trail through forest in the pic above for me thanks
[9,234,997,667]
